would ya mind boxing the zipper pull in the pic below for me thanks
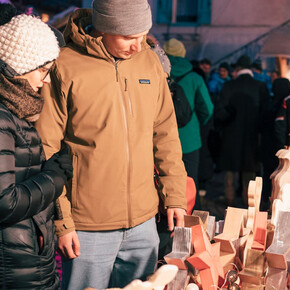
[114,61,119,82]
[125,78,128,91]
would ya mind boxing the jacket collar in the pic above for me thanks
[63,9,150,62]
[237,69,253,77]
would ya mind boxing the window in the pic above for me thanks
[157,0,211,25]
[175,0,198,23]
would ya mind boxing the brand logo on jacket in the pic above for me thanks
[139,79,150,84]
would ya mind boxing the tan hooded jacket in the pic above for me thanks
[35,9,187,236]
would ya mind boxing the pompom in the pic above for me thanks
[0,3,17,25]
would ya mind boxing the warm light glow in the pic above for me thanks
[41,13,50,23]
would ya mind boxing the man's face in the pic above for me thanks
[101,30,149,59]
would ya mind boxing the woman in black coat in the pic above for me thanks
[0,4,72,289]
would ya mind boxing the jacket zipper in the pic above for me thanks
[125,78,133,116]
[114,61,132,227]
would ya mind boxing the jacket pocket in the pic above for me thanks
[71,153,78,208]
[31,217,46,255]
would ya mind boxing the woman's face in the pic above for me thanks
[15,62,53,92]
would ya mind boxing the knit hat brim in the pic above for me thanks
[92,0,152,35]
[0,14,59,75]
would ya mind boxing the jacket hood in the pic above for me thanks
[63,8,149,60]
[168,55,192,78]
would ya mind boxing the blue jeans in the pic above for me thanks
[61,217,159,290]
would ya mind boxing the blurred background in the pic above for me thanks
[5,0,290,77]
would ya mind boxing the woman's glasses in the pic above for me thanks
[39,66,52,81]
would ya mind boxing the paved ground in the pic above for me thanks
[199,170,248,221]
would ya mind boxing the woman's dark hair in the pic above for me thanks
[0,3,17,26]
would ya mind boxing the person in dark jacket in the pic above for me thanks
[274,79,290,149]
[215,54,270,207]
[261,78,290,209]
[208,62,231,101]
[0,4,73,289]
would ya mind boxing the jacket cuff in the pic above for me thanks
[55,218,75,237]
[164,196,187,211]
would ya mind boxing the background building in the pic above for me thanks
[10,0,290,74]
[147,0,290,73]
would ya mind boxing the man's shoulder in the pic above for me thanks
[58,44,83,60]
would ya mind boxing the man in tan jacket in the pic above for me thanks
[36,1,187,289]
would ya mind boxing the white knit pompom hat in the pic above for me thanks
[0,14,59,75]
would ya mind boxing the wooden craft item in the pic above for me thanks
[266,210,290,270]
[271,199,283,226]
[280,184,290,211]
[214,207,248,271]
[240,283,265,290]
[254,177,262,210]
[239,248,266,285]
[246,206,255,231]
[147,264,179,290]
[243,177,264,263]
[186,225,224,290]
[271,149,290,202]
[242,233,253,267]
[275,152,290,201]
[251,211,268,251]
[247,180,255,207]
[271,184,290,226]
[246,177,262,230]
[215,207,246,240]
[206,215,216,241]
[217,239,236,271]
[270,149,289,202]
[247,177,262,210]
[184,215,202,229]
[185,283,199,290]
[266,222,275,250]
[265,267,288,290]
[164,227,191,270]
[215,220,224,235]
[166,269,189,290]
[192,210,209,230]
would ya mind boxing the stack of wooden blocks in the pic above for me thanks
[161,148,290,289]
[100,148,290,290]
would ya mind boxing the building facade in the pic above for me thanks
[148,0,290,68]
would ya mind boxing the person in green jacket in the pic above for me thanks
[164,38,214,209]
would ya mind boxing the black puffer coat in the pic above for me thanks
[0,104,60,289]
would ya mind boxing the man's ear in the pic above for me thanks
[89,28,102,38]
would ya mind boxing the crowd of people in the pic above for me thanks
[0,0,289,289]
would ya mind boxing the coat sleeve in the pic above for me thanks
[35,66,75,237]
[0,113,62,225]
[194,74,214,125]
[153,70,187,211]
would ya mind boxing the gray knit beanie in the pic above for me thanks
[92,0,152,35]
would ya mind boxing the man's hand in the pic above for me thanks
[166,207,186,232]
[58,231,81,259]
